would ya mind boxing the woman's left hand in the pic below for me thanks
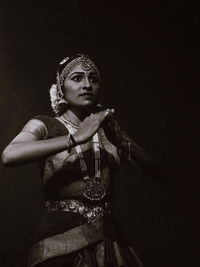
[102,111,125,148]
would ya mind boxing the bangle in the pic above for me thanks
[127,141,132,161]
[66,133,71,150]
[122,139,132,161]
[69,134,77,147]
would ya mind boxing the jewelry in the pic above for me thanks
[61,121,106,201]
[65,133,71,150]
[80,56,96,71]
[126,141,132,161]
[69,134,77,147]
[83,177,106,201]
[61,114,79,129]
[59,57,69,65]
[46,199,111,224]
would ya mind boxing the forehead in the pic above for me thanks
[67,64,99,77]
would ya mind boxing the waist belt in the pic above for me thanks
[46,199,111,224]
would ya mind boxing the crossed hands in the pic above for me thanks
[73,108,124,148]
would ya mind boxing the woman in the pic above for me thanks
[2,54,164,267]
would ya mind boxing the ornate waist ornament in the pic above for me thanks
[46,199,111,224]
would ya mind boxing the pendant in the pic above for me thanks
[83,177,106,201]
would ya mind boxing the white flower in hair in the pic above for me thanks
[49,84,60,114]
[49,83,68,115]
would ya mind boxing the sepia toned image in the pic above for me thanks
[0,1,198,266]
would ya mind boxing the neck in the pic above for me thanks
[62,106,93,125]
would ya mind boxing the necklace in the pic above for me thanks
[61,121,106,201]
[61,115,79,129]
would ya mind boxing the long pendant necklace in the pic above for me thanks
[60,116,106,201]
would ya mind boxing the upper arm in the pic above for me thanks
[10,119,48,144]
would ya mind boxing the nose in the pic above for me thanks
[82,77,92,91]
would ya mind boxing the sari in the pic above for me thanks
[22,115,142,267]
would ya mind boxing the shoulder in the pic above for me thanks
[33,114,53,125]
[21,115,53,140]
[30,114,68,138]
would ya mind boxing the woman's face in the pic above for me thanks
[63,64,100,109]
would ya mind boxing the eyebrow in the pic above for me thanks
[69,71,98,78]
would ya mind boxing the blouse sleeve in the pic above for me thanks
[21,116,48,140]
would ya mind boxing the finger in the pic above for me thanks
[105,112,115,126]
[91,109,107,117]
[105,109,110,117]
[89,113,95,120]
[98,109,111,123]
[92,109,109,118]
[113,119,121,131]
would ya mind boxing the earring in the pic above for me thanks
[57,98,68,115]
[58,98,68,105]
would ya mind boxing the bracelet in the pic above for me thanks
[121,139,132,161]
[69,134,77,147]
[126,141,132,161]
[66,133,71,150]
[66,134,76,152]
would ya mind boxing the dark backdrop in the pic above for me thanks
[0,1,199,266]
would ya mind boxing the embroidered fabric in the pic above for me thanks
[28,220,104,267]
[46,199,111,224]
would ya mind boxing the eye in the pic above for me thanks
[71,75,83,82]
[89,75,99,84]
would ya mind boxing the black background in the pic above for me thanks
[0,1,199,266]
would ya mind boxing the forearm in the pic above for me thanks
[121,141,170,182]
[2,135,72,167]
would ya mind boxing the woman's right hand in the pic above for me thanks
[72,109,111,144]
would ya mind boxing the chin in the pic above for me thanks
[81,100,97,107]
[71,99,98,110]
[75,102,97,112]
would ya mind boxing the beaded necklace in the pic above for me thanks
[61,115,79,129]
[60,116,106,201]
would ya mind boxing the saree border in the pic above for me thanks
[28,220,103,267]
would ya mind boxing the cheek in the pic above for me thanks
[94,86,100,98]
[93,83,100,93]
[63,84,77,99]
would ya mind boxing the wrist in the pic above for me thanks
[119,139,129,149]
[69,134,77,147]
[66,133,77,151]
[120,139,132,161]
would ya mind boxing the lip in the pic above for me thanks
[79,92,94,97]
